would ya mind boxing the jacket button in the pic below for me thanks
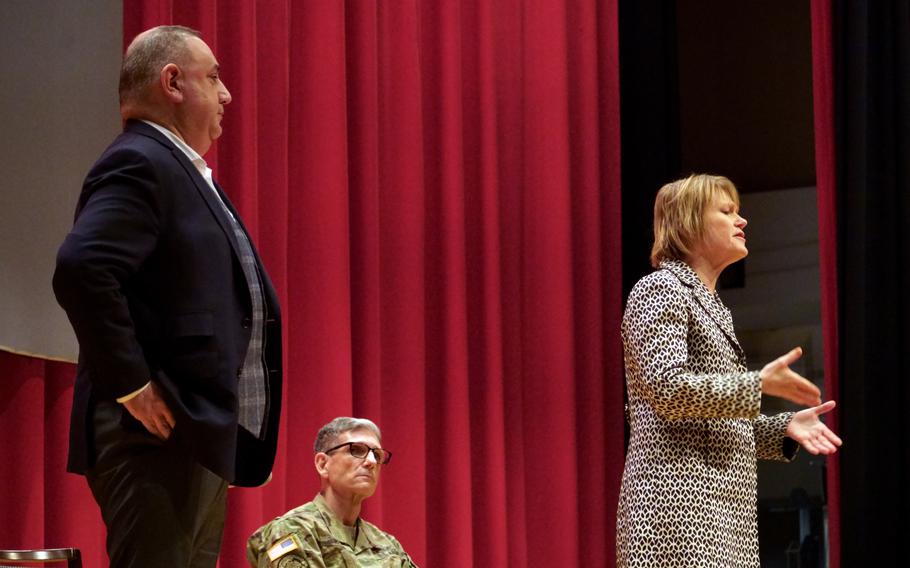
[241,317,252,329]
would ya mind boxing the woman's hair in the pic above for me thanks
[649,173,740,268]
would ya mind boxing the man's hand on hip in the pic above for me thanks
[122,381,176,440]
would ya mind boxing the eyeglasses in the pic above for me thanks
[323,441,392,465]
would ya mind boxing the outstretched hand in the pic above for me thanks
[122,381,175,441]
[760,347,822,407]
[786,400,842,455]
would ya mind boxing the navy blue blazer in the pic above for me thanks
[53,120,282,487]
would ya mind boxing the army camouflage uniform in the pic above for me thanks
[247,494,418,567]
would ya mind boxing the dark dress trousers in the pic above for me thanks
[53,120,283,488]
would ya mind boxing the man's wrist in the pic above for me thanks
[116,381,151,403]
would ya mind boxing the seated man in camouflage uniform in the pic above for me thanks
[247,417,418,567]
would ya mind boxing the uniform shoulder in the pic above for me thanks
[247,500,325,563]
[265,500,324,535]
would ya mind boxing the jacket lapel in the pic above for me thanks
[127,121,245,261]
[661,260,745,360]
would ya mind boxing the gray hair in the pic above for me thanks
[119,25,201,107]
[314,417,382,453]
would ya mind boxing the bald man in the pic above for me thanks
[53,25,282,567]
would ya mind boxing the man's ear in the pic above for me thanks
[160,63,183,102]
[314,453,330,479]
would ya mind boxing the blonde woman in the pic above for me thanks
[616,174,842,567]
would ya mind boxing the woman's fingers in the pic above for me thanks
[797,424,842,455]
[802,433,832,455]
[812,432,837,454]
[776,346,803,368]
[822,426,843,447]
[790,376,821,406]
[813,400,837,416]
[761,348,821,407]
[794,373,821,403]
[802,438,821,455]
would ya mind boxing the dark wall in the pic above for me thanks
[676,0,815,192]
[621,0,816,295]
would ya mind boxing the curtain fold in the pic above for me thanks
[0,350,107,567]
[809,1,840,567]
[828,0,910,565]
[0,1,623,566]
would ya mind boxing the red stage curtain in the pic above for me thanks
[810,1,840,567]
[0,1,624,567]
[0,350,107,567]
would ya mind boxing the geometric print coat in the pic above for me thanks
[616,260,796,567]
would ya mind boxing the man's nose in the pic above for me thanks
[364,451,378,465]
[220,84,232,105]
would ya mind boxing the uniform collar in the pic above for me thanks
[313,494,379,552]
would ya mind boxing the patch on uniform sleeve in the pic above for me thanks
[267,534,301,562]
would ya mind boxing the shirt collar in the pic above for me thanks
[141,120,209,175]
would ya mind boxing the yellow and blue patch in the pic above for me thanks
[266,534,301,562]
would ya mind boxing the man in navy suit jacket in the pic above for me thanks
[53,25,282,567]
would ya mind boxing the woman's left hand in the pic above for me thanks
[786,400,843,455]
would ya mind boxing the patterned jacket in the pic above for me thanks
[247,494,418,567]
[616,260,797,568]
